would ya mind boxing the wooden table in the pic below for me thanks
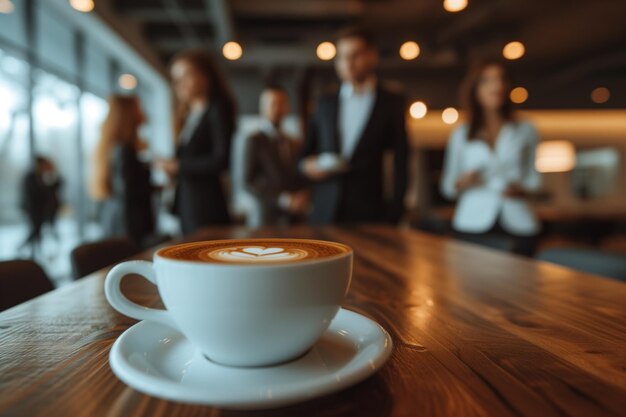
[1,225,625,417]
[431,204,626,223]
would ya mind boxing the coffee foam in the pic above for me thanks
[158,239,349,264]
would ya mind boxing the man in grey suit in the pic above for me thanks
[244,84,308,226]
[300,26,409,225]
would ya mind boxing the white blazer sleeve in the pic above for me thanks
[440,127,465,200]
[519,123,541,192]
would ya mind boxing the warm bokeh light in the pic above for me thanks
[118,74,137,90]
[409,101,428,119]
[222,41,243,60]
[502,41,525,60]
[443,0,468,12]
[441,107,459,124]
[535,140,576,173]
[69,0,94,13]
[591,87,610,104]
[399,41,420,60]
[316,42,336,61]
[0,0,15,14]
[510,86,528,104]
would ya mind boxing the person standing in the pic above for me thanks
[41,158,61,242]
[90,95,154,246]
[20,156,62,256]
[155,49,236,235]
[440,60,541,256]
[300,26,409,225]
[243,84,308,227]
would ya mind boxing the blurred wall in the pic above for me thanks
[409,109,626,209]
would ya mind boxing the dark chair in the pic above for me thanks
[455,234,517,253]
[413,215,451,236]
[141,234,171,250]
[70,237,140,280]
[537,247,626,282]
[0,260,54,311]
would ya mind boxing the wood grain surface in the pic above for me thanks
[0,225,625,417]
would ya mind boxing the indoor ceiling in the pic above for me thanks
[96,0,626,108]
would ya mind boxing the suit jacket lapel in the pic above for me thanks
[179,106,210,153]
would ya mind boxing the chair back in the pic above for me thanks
[456,234,517,253]
[71,237,140,280]
[537,248,626,281]
[0,260,54,311]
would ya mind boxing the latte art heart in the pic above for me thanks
[208,246,309,263]
[242,247,284,256]
[228,248,292,259]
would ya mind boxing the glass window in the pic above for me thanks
[84,39,110,96]
[0,48,30,223]
[0,0,28,50]
[0,2,169,279]
[0,48,31,263]
[36,3,76,78]
[32,69,80,223]
[137,87,155,145]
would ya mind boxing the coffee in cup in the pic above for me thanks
[158,239,348,264]
[105,238,352,367]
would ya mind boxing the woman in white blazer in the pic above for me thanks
[440,61,541,255]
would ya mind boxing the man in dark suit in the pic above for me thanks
[300,26,409,225]
[244,84,308,226]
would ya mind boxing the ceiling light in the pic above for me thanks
[118,74,137,90]
[316,42,336,61]
[399,41,420,60]
[0,0,15,14]
[510,87,528,104]
[222,41,243,61]
[409,101,427,119]
[503,41,525,60]
[443,0,467,12]
[441,107,459,124]
[69,0,94,13]
[591,87,610,104]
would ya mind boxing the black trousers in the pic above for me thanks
[454,222,539,257]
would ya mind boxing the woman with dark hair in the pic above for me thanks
[155,49,237,234]
[440,60,541,256]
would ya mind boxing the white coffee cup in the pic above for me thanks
[104,239,352,367]
[316,152,348,172]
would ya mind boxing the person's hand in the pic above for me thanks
[154,158,179,178]
[288,190,310,214]
[455,170,482,192]
[503,183,526,198]
[301,156,332,181]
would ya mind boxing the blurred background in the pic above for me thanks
[1,0,625,284]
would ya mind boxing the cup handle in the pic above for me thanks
[104,260,177,328]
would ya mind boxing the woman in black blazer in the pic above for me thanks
[156,49,237,235]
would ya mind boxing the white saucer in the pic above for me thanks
[109,308,393,410]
